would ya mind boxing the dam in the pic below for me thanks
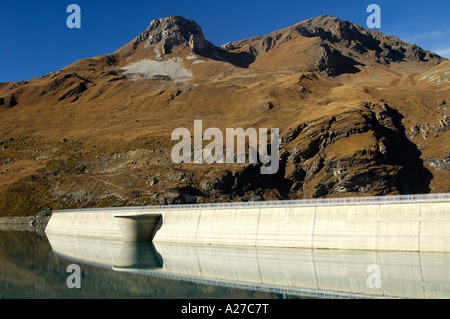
[45,193,450,252]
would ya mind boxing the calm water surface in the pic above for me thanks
[0,230,298,299]
[1,229,450,299]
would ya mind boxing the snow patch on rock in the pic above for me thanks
[123,58,192,80]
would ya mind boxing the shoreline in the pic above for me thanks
[0,216,51,232]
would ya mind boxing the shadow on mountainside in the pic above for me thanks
[371,105,433,194]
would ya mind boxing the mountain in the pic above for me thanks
[0,15,449,216]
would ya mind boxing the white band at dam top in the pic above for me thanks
[54,193,450,214]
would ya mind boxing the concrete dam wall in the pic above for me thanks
[45,194,450,252]
[45,234,450,299]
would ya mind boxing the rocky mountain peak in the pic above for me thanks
[299,15,366,41]
[133,15,209,54]
[296,15,444,67]
[227,14,445,76]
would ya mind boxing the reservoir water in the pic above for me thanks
[1,229,450,299]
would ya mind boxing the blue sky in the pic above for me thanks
[1,0,449,82]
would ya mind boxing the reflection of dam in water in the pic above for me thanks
[47,233,450,299]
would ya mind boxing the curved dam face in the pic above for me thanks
[45,194,450,252]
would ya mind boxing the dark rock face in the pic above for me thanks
[311,42,362,76]
[59,82,88,102]
[6,96,18,108]
[282,103,432,197]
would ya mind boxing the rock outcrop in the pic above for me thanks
[133,15,210,55]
